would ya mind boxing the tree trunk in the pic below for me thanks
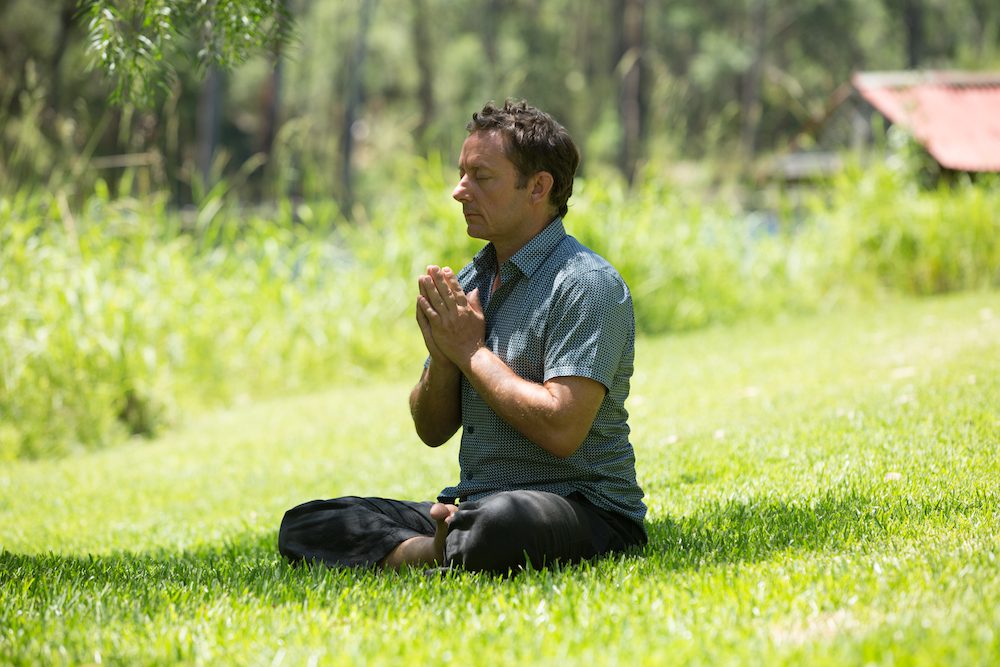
[740,0,767,160]
[412,0,435,152]
[258,0,286,164]
[196,66,222,193]
[618,0,644,183]
[340,0,377,217]
[903,0,925,68]
[885,0,925,68]
[480,0,502,92]
[48,0,77,111]
[260,59,282,160]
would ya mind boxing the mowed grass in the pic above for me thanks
[2,291,999,666]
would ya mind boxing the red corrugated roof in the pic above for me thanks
[853,71,1000,172]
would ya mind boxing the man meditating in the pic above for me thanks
[278,100,646,574]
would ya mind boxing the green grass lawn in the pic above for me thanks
[2,291,999,666]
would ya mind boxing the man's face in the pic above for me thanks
[452,130,534,248]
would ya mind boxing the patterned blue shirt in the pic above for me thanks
[437,218,646,526]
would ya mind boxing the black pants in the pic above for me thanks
[278,490,646,574]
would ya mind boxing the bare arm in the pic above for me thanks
[417,266,605,458]
[409,266,462,446]
[408,357,461,447]
[462,349,605,458]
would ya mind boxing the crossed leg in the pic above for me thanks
[380,502,458,569]
[383,491,632,573]
[278,491,644,574]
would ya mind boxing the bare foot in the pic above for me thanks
[430,502,458,564]
[381,503,458,570]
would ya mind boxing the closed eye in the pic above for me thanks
[459,166,493,182]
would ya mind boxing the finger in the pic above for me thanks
[416,294,440,322]
[466,287,483,314]
[415,304,442,355]
[418,274,433,299]
[419,275,447,312]
[421,266,442,298]
[430,268,457,312]
[415,299,430,327]
[442,267,468,307]
[426,265,447,297]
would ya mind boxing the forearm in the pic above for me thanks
[459,347,592,459]
[409,358,462,446]
[416,263,604,457]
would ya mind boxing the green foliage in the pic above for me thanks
[81,0,291,103]
[2,167,999,459]
[0,56,102,196]
[572,164,1000,332]
[1,291,999,665]
[4,0,1000,199]
[0,188,422,459]
[805,165,1000,296]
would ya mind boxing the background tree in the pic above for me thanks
[617,0,647,182]
[1,0,998,208]
[81,0,291,103]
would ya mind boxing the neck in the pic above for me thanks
[493,213,559,266]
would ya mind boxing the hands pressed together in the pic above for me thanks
[412,264,604,458]
[415,265,486,370]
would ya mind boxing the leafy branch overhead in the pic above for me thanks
[81,0,292,103]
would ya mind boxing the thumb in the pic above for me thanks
[467,287,483,312]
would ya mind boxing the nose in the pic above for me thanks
[452,175,471,202]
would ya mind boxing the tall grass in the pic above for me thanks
[571,166,1000,332]
[1,163,998,458]
[0,191,423,459]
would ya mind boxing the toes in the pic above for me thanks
[430,502,458,522]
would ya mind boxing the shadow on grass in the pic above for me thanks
[2,531,342,588]
[2,485,992,606]
[642,484,993,569]
[0,531,404,619]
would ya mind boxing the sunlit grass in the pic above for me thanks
[2,291,998,665]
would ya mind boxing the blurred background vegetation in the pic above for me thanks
[3,0,999,204]
[1,0,999,459]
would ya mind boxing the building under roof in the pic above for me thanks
[852,70,1000,172]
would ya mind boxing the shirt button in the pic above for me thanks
[467,426,475,434]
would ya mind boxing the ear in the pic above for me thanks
[530,171,554,205]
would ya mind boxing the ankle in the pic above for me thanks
[381,535,437,570]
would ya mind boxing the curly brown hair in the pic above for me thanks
[467,100,580,218]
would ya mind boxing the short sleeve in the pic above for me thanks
[543,267,634,389]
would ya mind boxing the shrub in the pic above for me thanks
[1,162,998,458]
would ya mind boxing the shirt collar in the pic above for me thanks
[472,217,567,279]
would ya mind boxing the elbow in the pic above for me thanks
[538,430,586,459]
[550,443,583,459]
[413,419,459,448]
[409,396,459,447]
[416,429,452,448]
